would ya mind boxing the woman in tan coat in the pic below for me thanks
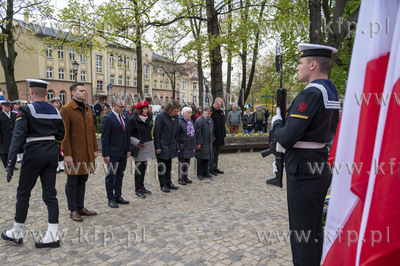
[61,83,98,222]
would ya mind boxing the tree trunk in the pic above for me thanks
[0,0,19,100]
[226,2,233,96]
[206,0,223,99]
[197,53,204,108]
[309,0,323,44]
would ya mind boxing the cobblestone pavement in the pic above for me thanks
[0,152,292,265]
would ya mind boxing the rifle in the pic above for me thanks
[261,36,287,188]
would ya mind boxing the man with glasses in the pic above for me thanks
[101,97,131,208]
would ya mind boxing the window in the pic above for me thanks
[192,71,197,78]
[70,70,76,81]
[133,58,137,70]
[96,55,103,72]
[60,91,66,104]
[46,67,53,79]
[133,78,137,87]
[153,66,157,73]
[165,97,168,104]
[144,85,149,94]
[110,54,114,66]
[118,55,122,67]
[154,80,157,89]
[193,82,197,92]
[126,77,130,86]
[126,57,130,69]
[165,82,168,90]
[69,49,75,61]
[110,75,115,84]
[118,76,123,85]
[80,54,86,63]
[58,69,65,80]
[58,46,64,59]
[46,46,52,57]
[160,81,162,89]
[47,90,54,100]
[153,96,158,105]
[181,94,186,103]
[144,64,149,79]
[81,71,86,82]
[193,95,197,104]
[97,80,103,90]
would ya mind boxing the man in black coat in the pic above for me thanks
[0,100,17,169]
[101,97,131,208]
[195,107,214,180]
[210,97,226,175]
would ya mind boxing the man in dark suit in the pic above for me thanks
[0,100,17,169]
[101,97,131,208]
[210,97,226,175]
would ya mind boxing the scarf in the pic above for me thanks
[185,117,195,137]
[139,114,147,123]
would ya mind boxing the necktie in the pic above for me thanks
[119,115,125,131]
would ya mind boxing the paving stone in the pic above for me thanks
[0,152,292,264]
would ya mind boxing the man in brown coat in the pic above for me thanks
[61,83,98,222]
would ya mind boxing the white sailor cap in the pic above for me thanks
[298,43,337,58]
[26,79,50,89]
[50,97,61,103]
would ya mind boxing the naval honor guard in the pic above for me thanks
[271,43,340,266]
[1,79,65,248]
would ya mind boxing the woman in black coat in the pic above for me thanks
[177,107,196,185]
[128,100,155,198]
[153,100,181,193]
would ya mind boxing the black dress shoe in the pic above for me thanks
[215,169,224,174]
[1,230,23,245]
[209,170,218,176]
[141,188,152,194]
[198,176,204,180]
[135,191,146,198]
[161,185,170,193]
[116,197,130,204]
[168,183,179,190]
[13,167,19,171]
[178,179,187,185]
[204,174,213,178]
[183,178,192,183]
[108,199,119,208]
[35,240,60,248]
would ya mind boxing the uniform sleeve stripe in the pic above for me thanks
[16,117,22,121]
[290,114,309,119]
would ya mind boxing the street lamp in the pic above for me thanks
[72,60,79,83]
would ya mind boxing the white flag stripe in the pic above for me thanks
[322,0,398,262]
[356,5,400,265]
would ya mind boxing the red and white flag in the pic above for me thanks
[357,5,400,264]
[323,0,399,265]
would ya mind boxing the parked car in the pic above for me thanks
[151,104,162,115]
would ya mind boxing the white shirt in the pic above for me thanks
[2,110,10,118]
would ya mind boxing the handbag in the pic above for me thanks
[130,116,143,157]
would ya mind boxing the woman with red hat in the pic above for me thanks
[128,100,155,198]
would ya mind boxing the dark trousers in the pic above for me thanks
[105,155,127,200]
[134,161,148,191]
[0,153,8,168]
[178,158,191,180]
[210,144,221,171]
[255,121,264,133]
[157,158,172,187]
[15,156,59,223]
[197,158,209,176]
[286,172,332,266]
[65,174,89,212]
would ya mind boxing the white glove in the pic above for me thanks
[271,107,282,126]
[276,142,286,153]
[272,161,278,173]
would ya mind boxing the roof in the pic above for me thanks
[152,53,174,63]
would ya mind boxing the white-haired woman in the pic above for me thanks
[177,106,196,185]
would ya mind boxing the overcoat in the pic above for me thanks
[195,115,214,160]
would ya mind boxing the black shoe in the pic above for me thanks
[13,167,19,171]
[135,191,146,198]
[108,199,119,208]
[198,176,204,180]
[209,170,218,176]
[141,188,152,194]
[266,177,283,188]
[161,185,170,193]
[178,179,187,185]
[116,197,130,204]
[184,178,192,184]
[204,174,213,178]
[35,240,60,248]
[1,230,23,245]
[215,169,224,174]
[168,183,179,190]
